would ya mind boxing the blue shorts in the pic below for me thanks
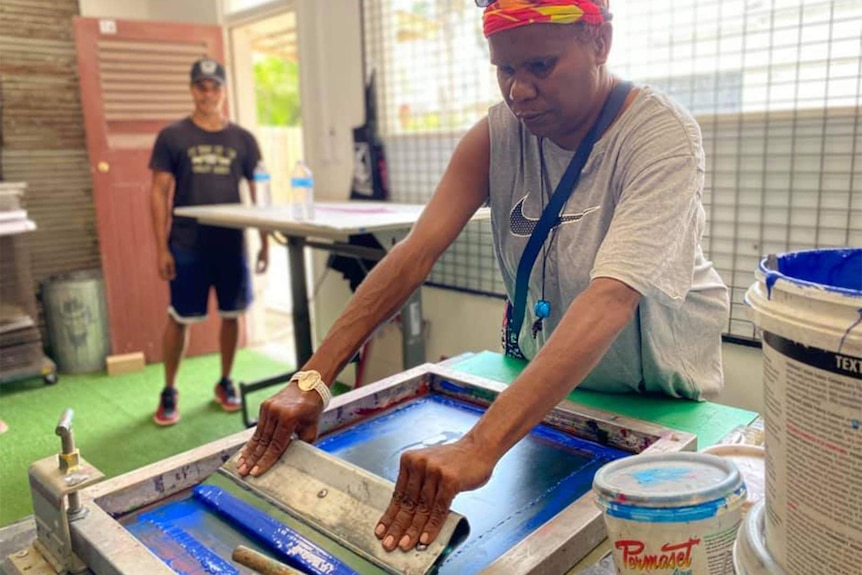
[168,245,252,324]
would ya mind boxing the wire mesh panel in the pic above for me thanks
[362,1,505,297]
[362,0,862,340]
[611,0,862,339]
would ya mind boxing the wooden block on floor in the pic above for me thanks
[106,352,145,376]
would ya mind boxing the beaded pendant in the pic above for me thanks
[531,299,551,338]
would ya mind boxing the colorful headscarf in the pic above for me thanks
[482,0,609,38]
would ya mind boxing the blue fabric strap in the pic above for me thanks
[506,81,634,355]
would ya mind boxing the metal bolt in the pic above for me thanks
[56,408,76,455]
[68,503,88,521]
[416,544,428,552]
[317,489,328,498]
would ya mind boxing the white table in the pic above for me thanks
[175,202,458,240]
[175,201,490,425]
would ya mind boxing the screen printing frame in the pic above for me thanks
[66,364,696,575]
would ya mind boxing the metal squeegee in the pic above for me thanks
[216,441,470,575]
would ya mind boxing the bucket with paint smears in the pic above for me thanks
[745,248,862,575]
[701,444,765,516]
[733,499,787,575]
[42,270,110,374]
[593,452,746,575]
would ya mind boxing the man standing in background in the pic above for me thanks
[149,58,268,426]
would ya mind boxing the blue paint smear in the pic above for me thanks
[194,485,358,575]
[127,498,255,575]
[761,248,862,296]
[630,467,692,486]
[316,395,629,575]
[143,520,238,575]
[435,379,475,395]
[604,485,747,523]
[765,272,780,300]
[838,309,862,354]
[127,495,359,575]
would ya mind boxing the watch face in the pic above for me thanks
[296,371,319,391]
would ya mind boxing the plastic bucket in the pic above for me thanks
[593,452,746,575]
[733,499,787,575]
[42,270,110,374]
[744,248,862,575]
[700,444,765,515]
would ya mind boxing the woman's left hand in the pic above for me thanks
[375,436,496,552]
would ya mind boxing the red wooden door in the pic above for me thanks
[74,18,230,363]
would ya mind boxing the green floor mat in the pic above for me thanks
[0,349,294,527]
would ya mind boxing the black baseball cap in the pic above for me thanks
[190,58,226,85]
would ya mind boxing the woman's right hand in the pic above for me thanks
[157,249,176,281]
[237,383,324,477]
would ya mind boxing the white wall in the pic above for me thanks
[79,0,219,24]
[295,0,364,201]
[149,0,220,24]
[78,0,147,20]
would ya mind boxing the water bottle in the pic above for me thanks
[253,161,271,207]
[289,160,315,220]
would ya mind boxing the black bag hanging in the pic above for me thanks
[350,70,389,202]
[330,71,391,292]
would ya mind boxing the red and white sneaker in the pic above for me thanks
[153,387,180,426]
[214,378,242,412]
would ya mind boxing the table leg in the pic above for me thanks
[288,236,314,367]
[239,237,313,428]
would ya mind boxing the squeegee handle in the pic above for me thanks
[233,545,304,575]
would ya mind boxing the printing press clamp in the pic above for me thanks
[8,409,105,575]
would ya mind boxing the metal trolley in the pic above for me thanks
[0,183,58,386]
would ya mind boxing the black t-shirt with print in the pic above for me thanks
[149,118,261,251]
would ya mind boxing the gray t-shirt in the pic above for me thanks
[488,85,728,399]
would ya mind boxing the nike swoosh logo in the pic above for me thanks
[509,194,601,237]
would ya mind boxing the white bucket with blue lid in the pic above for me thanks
[733,499,787,575]
[745,248,861,575]
[593,452,746,575]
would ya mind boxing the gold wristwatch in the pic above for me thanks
[290,370,331,410]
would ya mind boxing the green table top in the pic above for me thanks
[450,351,758,449]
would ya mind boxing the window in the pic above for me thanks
[364,0,862,340]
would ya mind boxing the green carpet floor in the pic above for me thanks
[0,349,299,527]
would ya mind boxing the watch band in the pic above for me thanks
[312,379,332,410]
[290,370,332,410]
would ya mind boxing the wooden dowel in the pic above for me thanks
[232,545,305,575]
